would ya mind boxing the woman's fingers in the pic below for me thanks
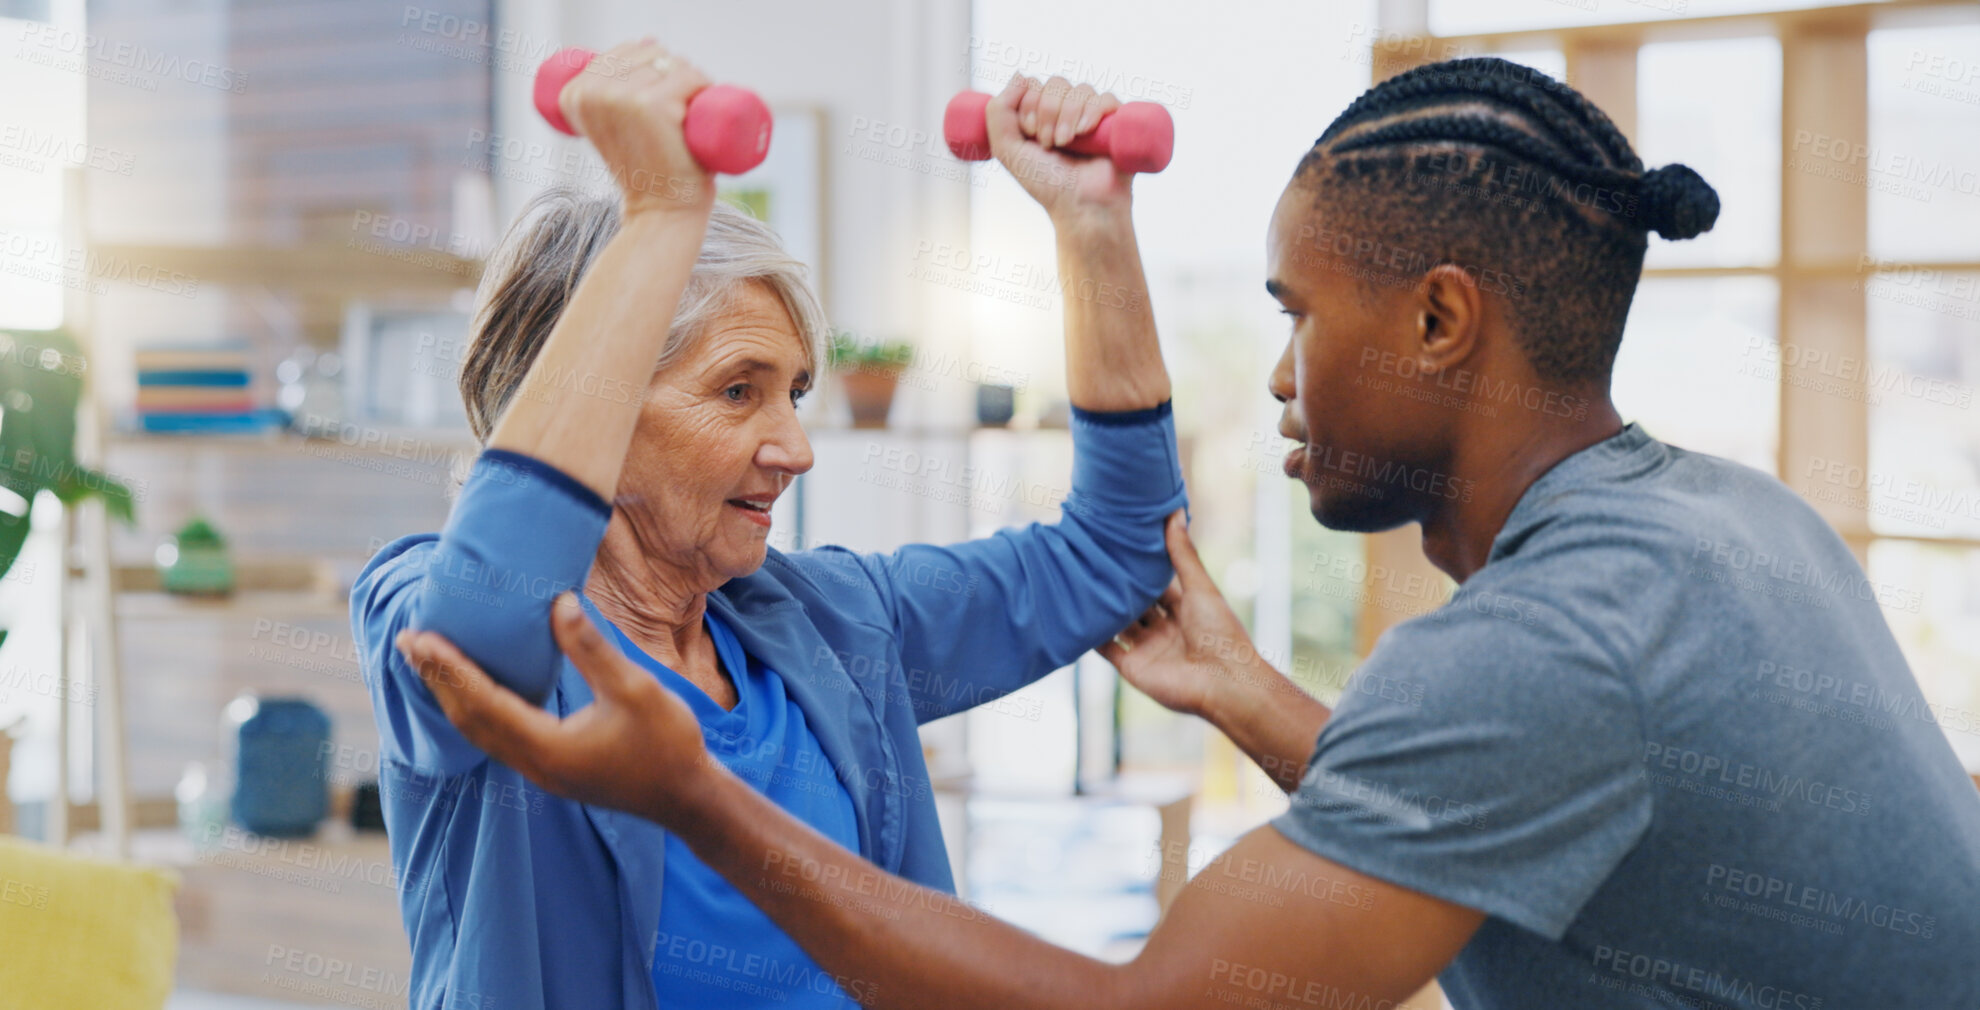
[1082,92,1122,135]
[563,39,663,135]
[1033,76,1071,147]
[1016,76,1046,138]
[1054,82,1097,147]
[397,630,563,771]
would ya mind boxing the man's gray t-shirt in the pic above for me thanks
[1273,423,1980,1009]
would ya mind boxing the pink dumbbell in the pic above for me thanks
[943,91,1174,174]
[533,46,772,176]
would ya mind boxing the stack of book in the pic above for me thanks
[135,346,276,434]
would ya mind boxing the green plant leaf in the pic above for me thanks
[52,467,135,525]
[828,332,915,369]
[0,504,30,586]
[176,516,225,547]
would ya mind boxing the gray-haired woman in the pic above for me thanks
[353,40,1187,1010]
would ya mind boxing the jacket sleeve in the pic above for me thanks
[350,450,612,773]
[791,403,1189,724]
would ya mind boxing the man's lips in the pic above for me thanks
[1283,445,1306,480]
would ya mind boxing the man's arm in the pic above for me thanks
[400,602,1484,1010]
[674,766,1481,1010]
[1100,514,1332,792]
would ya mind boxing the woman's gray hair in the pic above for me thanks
[458,186,828,443]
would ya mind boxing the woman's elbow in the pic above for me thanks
[412,579,561,706]
[1064,497,1181,605]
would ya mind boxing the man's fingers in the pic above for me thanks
[398,630,565,768]
[1164,510,1213,590]
[1096,637,1127,668]
[550,593,646,702]
[1158,577,1184,613]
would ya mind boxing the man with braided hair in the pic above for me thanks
[405,59,1980,1008]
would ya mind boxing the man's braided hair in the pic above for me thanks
[1294,57,1720,383]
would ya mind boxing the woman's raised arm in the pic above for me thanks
[994,75,1170,412]
[353,40,722,730]
[782,77,1187,721]
[485,39,716,498]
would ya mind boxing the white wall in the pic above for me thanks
[492,0,978,429]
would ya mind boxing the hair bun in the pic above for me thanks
[1638,163,1720,240]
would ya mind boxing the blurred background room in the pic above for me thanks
[0,0,1974,1006]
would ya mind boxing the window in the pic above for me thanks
[0,3,85,329]
[1613,277,1780,471]
[1430,0,1895,38]
[1866,24,1980,262]
[1639,37,1783,269]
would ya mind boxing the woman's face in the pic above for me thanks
[612,280,814,588]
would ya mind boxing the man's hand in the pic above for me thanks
[1100,512,1333,792]
[987,73,1131,225]
[1099,512,1281,719]
[397,592,714,823]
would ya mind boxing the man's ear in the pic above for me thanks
[1414,263,1484,376]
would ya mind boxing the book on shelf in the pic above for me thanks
[131,344,280,435]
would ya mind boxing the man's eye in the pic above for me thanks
[791,387,809,405]
[726,384,749,402]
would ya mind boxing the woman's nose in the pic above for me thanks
[758,409,814,476]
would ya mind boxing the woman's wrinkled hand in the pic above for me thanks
[986,73,1131,225]
[559,38,717,221]
[398,592,712,824]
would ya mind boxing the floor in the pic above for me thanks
[167,991,332,1010]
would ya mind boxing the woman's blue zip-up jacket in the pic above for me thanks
[351,402,1188,1010]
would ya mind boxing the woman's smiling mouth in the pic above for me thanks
[726,496,775,527]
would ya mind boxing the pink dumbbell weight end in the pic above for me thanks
[533,46,772,176]
[942,91,1174,175]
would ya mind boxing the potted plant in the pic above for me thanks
[0,329,136,655]
[0,329,134,823]
[160,516,234,596]
[830,333,915,429]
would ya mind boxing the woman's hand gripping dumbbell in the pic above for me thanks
[944,80,1174,174]
[534,41,773,181]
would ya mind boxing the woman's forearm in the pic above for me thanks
[486,209,709,499]
[1054,207,1171,412]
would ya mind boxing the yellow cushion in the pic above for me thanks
[0,835,179,1009]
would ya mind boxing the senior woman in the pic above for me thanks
[353,41,1185,1010]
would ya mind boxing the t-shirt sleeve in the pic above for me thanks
[1271,574,1654,940]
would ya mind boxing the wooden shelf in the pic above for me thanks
[91,242,482,297]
